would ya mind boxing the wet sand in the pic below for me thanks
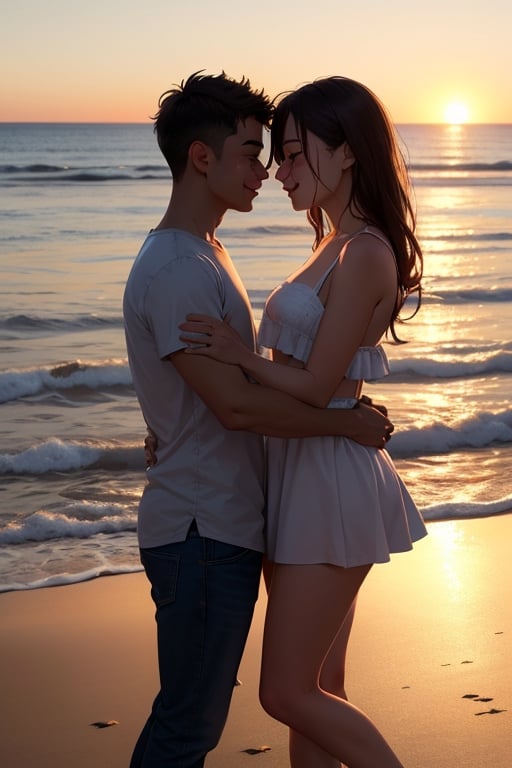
[1,515,510,767]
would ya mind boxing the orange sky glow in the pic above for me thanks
[1,0,511,124]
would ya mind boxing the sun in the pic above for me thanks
[444,101,470,125]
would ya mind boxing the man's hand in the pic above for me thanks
[352,397,394,448]
[359,394,388,417]
[144,429,158,468]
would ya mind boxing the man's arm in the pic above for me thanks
[170,350,393,446]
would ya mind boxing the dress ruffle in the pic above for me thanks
[258,313,317,363]
[346,345,390,381]
[259,310,390,382]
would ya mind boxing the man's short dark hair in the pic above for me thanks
[153,71,273,181]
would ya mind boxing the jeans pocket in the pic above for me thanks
[205,540,256,566]
[140,547,180,607]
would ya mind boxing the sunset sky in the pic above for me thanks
[2,0,511,124]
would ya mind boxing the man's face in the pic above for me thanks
[207,117,269,212]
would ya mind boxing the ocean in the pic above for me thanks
[0,122,511,592]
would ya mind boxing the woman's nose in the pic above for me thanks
[275,163,289,182]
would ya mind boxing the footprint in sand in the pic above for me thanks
[90,720,119,728]
[461,695,506,716]
[462,694,493,702]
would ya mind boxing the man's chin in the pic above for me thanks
[232,201,254,213]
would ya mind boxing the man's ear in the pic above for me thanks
[188,140,214,175]
[341,142,356,170]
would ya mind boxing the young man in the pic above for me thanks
[123,71,393,768]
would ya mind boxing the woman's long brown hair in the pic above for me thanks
[270,76,423,341]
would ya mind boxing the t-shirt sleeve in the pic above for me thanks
[145,255,224,360]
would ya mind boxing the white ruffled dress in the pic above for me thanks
[259,236,427,567]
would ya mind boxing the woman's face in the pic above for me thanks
[274,115,347,211]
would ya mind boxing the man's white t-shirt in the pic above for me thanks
[123,228,265,551]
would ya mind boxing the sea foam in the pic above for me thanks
[390,408,512,457]
[0,359,131,404]
[0,501,136,545]
[0,438,144,475]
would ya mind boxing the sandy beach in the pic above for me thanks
[1,514,510,768]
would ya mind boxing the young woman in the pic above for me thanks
[181,76,427,768]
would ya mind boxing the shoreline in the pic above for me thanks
[1,514,511,767]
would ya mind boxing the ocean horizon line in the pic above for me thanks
[1,120,512,127]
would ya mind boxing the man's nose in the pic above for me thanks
[258,162,269,180]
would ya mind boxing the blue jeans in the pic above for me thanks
[130,524,262,768]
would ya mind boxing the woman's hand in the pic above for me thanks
[179,314,248,366]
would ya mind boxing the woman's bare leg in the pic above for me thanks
[319,598,356,696]
[264,564,358,767]
[288,601,357,768]
[260,563,404,768]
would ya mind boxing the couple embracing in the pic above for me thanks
[123,70,426,768]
